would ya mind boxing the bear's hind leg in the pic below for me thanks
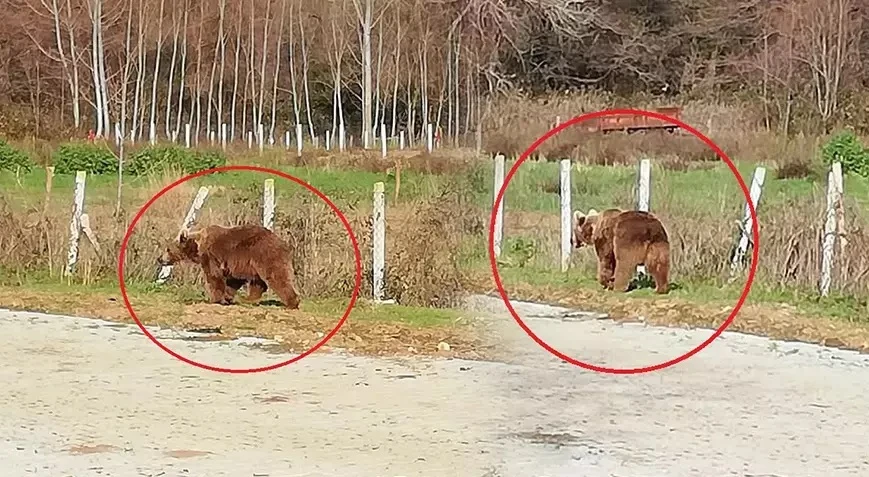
[253,262,300,310]
[612,243,642,293]
[224,278,246,304]
[611,260,636,293]
[246,279,268,303]
[646,242,670,294]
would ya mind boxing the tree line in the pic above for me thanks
[0,0,864,142]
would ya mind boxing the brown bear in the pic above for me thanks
[157,224,301,309]
[572,208,670,294]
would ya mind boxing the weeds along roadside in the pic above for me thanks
[0,134,866,319]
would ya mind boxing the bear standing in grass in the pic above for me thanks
[572,208,670,294]
[157,224,301,309]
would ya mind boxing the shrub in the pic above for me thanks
[52,142,118,175]
[125,145,226,176]
[0,139,34,173]
[821,130,869,178]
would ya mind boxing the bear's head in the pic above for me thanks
[571,209,599,249]
[157,229,201,266]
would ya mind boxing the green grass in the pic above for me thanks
[488,264,869,323]
[0,271,462,328]
[6,150,868,219]
[0,162,453,212]
[472,158,869,215]
[3,149,869,325]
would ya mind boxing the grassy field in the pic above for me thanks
[1,133,868,358]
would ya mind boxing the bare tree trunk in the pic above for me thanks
[120,0,134,140]
[783,7,795,136]
[351,0,374,148]
[373,21,383,137]
[165,1,181,139]
[287,0,301,127]
[465,63,472,139]
[406,52,415,146]
[419,44,428,142]
[454,33,461,146]
[65,0,82,128]
[40,0,81,129]
[174,0,189,140]
[230,0,243,141]
[269,0,287,144]
[148,0,167,143]
[205,0,224,141]
[329,12,346,140]
[247,0,257,132]
[390,60,400,137]
[256,0,273,133]
[217,0,227,131]
[298,8,315,140]
[435,56,446,140]
[446,30,452,143]
[194,0,205,143]
[87,0,104,136]
[131,0,145,141]
[94,0,110,135]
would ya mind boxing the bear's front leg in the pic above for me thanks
[597,253,616,290]
[200,256,232,305]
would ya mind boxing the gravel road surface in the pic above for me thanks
[2,295,868,477]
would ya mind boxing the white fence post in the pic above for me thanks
[114,123,122,147]
[560,158,572,272]
[64,171,87,276]
[184,123,191,148]
[257,123,264,154]
[263,179,275,231]
[636,158,651,212]
[296,123,303,157]
[372,181,390,303]
[339,122,346,152]
[326,130,331,151]
[493,154,506,258]
[819,162,844,297]
[730,166,767,273]
[381,123,387,158]
[833,160,847,253]
[221,123,227,150]
[79,213,101,253]
[149,121,156,145]
[399,130,405,150]
[636,158,651,275]
[426,123,433,153]
[156,186,210,284]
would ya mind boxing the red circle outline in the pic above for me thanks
[118,165,362,374]
[488,108,759,375]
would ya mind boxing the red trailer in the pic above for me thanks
[590,107,682,134]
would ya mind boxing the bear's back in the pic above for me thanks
[612,211,668,244]
[200,224,290,257]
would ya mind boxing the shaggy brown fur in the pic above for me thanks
[573,208,670,294]
[158,224,301,309]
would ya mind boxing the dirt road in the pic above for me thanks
[2,295,868,476]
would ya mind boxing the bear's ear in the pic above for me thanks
[573,210,585,226]
[178,228,190,243]
[586,208,599,217]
